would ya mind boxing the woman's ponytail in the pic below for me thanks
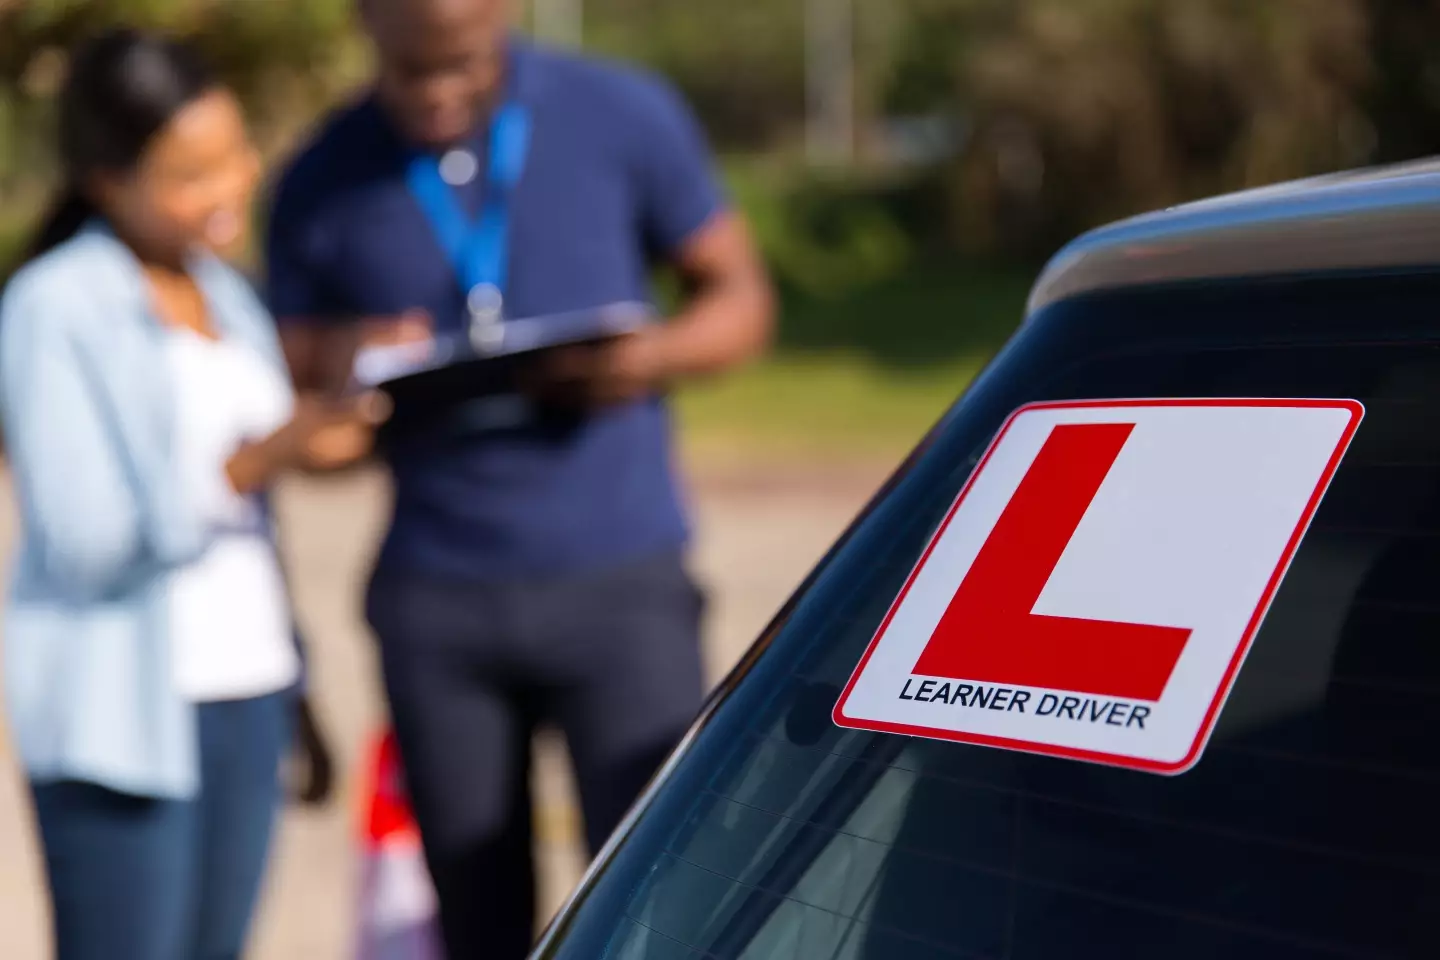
[18,184,96,270]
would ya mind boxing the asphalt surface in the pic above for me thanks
[0,462,887,958]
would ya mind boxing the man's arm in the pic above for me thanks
[652,208,775,380]
[634,76,774,384]
[524,74,774,408]
[525,210,774,409]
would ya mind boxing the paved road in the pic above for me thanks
[0,462,887,958]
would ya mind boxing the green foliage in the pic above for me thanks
[586,0,808,148]
[4,0,1440,277]
[0,0,365,195]
[940,0,1381,255]
[772,257,1031,364]
[727,163,915,299]
[573,0,1440,261]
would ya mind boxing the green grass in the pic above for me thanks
[678,262,1032,462]
[771,262,1032,363]
[677,351,988,462]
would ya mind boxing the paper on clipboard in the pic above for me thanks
[350,301,656,391]
[353,339,440,387]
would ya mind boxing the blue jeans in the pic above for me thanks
[31,691,290,960]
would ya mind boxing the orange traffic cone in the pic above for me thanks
[356,730,444,960]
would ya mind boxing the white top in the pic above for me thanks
[164,327,300,702]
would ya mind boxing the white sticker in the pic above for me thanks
[833,398,1363,775]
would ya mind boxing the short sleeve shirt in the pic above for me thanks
[265,39,725,579]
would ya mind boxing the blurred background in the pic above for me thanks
[0,0,1438,955]
[4,0,1436,462]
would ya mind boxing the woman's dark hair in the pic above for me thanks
[18,28,217,268]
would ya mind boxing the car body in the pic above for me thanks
[532,160,1440,959]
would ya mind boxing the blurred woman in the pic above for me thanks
[0,28,385,960]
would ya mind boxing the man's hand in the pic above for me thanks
[287,391,392,469]
[278,309,433,395]
[360,309,434,349]
[520,211,774,411]
[521,326,673,410]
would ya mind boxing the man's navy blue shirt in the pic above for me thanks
[266,40,723,580]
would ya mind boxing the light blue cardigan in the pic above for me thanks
[0,221,293,799]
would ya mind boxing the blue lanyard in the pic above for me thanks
[405,102,531,327]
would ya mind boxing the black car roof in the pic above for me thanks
[1027,157,1440,315]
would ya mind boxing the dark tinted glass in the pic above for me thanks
[539,270,1440,960]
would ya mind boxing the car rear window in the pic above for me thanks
[539,269,1440,960]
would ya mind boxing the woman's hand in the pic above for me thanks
[283,391,392,470]
[226,391,391,493]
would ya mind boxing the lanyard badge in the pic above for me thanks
[405,102,532,355]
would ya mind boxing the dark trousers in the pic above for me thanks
[366,550,706,960]
[31,692,290,960]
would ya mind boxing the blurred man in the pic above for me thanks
[264,0,774,954]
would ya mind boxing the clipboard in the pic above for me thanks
[356,301,656,440]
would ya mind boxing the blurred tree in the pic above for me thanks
[2,0,1439,266]
[1364,0,1440,164]
[941,0,1375,256]
[0,0,366,205]
[586,0,809,149]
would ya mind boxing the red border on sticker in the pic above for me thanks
[831,397,1365,775]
